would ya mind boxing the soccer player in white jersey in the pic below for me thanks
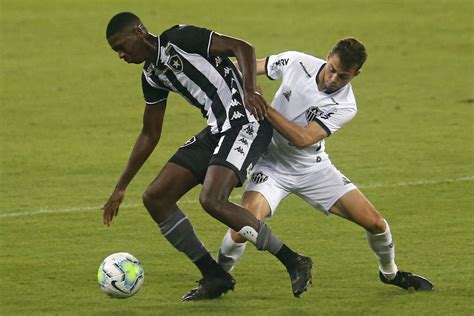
[217,38,433,291]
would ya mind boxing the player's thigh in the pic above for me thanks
[296,165,357,215]
[245,167,290,218]
[330,189,385,233]
[241,191,272,220]
[144,162,199,205]
[209,120,273,187]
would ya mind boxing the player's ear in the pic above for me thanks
[134,24,146,38]
[354,69,361,77]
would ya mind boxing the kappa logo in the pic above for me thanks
[283,90,292,101]
[238,137,249,146]
[306,106,335,122]
[167,54,183,72]
[234,146,245,155]
[181,136,196,148]
[342,176,352,185]
[231,111,245,120]
[243,125,255,136]
[251,172,268,184]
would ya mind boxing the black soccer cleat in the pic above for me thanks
[379,271,433,291]
[181,272,236,301]
[287,254,313,298]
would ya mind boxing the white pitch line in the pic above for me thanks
[0,176,472,218]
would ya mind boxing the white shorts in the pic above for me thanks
[245,163,357,216]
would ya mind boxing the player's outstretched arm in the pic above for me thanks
[102,102,167,226]
[233,58,266,76]
[209,33,267,120]
[265,107,328,149]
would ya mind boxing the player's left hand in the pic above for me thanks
[244,89,268,120]
[102,188,126,226]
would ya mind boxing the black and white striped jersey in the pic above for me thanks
[141,25,256,134]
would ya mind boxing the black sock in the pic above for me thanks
[275,244,298,269]
[194,252,224,278]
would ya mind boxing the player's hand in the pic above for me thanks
[244,89,268,121]
[102,188,126,226]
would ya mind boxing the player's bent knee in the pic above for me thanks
[199,192,225,215]
[366,213,386,234]
[142,190,166,212]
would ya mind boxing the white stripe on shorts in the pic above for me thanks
[225,122,260,170]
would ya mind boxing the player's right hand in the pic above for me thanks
[244,89,268,121]
[102,188,126,226]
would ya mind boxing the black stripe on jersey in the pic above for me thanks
[311,117,332,136]
[163,71,207,118]
[165,49,227,130]
[264,56,275,80]
[207,57,249,128]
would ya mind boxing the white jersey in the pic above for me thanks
[260,51,357,175]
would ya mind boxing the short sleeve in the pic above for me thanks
[265,51,300,80]
[162,25,214,58]
[307,104,357,136]
[141,73,169,105]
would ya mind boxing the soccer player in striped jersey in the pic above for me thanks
[217,39,433,292]
[102,12,312,301]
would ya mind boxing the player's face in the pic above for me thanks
[108,31,148,64]
[322,54,360,94]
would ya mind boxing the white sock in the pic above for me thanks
[366,219,398,280]
[217,229,247,272]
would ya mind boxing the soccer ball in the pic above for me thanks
[97,252,144,299]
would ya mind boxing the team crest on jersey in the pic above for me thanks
[306,106,336,122]
[181,136,196,148]
[167,54,183,72]
[251,172,268,184]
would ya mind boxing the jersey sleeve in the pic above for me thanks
[141,73,169,105]
[265,51,300,80]
[308,104,357,136]
[162,25,214,58]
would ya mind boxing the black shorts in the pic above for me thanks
[169,120,273,187]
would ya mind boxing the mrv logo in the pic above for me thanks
[306,106,335,122]
[270,58,289,71]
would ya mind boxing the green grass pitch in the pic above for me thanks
[1,0,473,314]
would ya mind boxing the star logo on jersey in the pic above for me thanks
[283,90,292,101]
[231,111,245,120]
[306,106,336,122]
[251,172,268,184]
[167,54,183,72]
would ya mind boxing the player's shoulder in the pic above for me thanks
[272,51,325,75]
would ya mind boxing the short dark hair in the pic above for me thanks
[330,38,367,71]
[106,12,141,39]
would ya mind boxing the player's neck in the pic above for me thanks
[317,67,327,92]
[143,33,159,63]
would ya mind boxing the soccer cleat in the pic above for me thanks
[379,271,433,291]
[286,254,313,298]
[181,272,236,301]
